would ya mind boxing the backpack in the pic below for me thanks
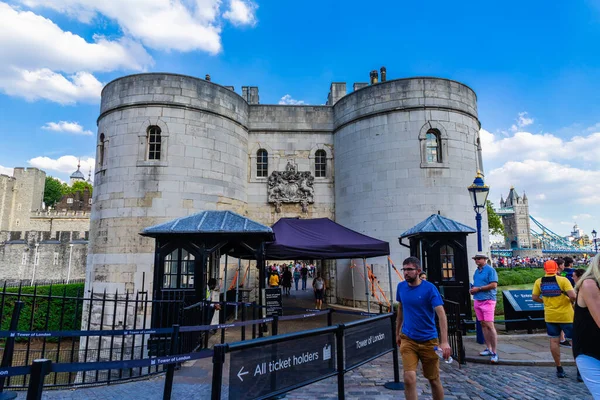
[540,276,562,298]
[314,278,324,290]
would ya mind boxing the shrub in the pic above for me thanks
[496,268,544,286]
[0,283,85,339]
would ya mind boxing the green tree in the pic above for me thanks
[486,200,505,236]
[63,181,93,197]
[43,177,63,207]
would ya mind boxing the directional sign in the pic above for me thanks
[345,318,393,370]
[228,333,336,400]
[265,288,283,317]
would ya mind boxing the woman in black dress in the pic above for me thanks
[282,267,293,295]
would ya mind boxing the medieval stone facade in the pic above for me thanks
[88,71,490,308]
[500,187,533,249]
[0,168,90,283]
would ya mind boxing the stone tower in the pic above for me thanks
[0,168,46,231]
[500,187,532,249]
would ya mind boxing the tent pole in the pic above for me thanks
[387,257,394,313]
[351,262,356,308]
[235,258,241,319]
[363,258,370,313]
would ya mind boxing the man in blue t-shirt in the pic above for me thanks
[396,256,451,400]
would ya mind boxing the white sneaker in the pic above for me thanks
[490,353,499,364]
[480,348,493,356]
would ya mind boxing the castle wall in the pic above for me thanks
[0,230,88,283]
[0,175,16,231]
[89,73,250,299]
[0,168,46,231]
[247,105,335,225]
[333,78,489,304]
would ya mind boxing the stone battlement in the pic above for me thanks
[31,210,90,218]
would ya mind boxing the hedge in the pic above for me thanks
[495,268,545,286]
[0,283,85,338]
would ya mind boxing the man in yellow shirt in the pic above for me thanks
[532,259,576,378]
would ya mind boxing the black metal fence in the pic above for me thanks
[0,279,85,288]
[442,299,465,365]
[0,282,185,390]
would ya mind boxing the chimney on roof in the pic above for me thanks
[205,74,211,82]
[369,70,379,85]
[380,66,387,82]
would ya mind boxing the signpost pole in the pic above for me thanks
[387,258,394,312]
[235,258,241,320]
[363,258,370,313]
[163,324,180,400]
[384,313,404,391]
[336,325,345,400]
[211,345,225,400]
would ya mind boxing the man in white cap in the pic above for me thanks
[469,253,499,363]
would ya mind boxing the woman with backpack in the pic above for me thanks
[312,273,326,310]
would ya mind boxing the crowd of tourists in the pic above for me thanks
[266,262,326,309]
[492,255,592,268]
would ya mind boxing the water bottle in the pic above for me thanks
[434,346,453,364]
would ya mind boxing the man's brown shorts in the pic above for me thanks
[399,334,439,380]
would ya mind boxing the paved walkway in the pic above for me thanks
[10,288,593,399]
[464,334,576,366]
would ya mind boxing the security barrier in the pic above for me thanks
[211,313,403,400]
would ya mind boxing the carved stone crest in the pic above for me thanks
[267,162,315,212]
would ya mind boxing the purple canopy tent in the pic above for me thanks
[265,217,390,260]
[265,218,391,313]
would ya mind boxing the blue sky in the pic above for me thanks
[0,0,599,239]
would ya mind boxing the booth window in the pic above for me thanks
[147,126,162,160]
[425,130,441,163]
[163,248,195,289]
[315,149,327,178]
[257,149,268,177]
[440,245,455,281]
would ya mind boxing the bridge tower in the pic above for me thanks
[500,187,533,249]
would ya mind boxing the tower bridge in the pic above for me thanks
[492,188,596,257]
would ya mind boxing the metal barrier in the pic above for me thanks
[442,299,466,365]
[211,312,403,400]
[5,305,376,399]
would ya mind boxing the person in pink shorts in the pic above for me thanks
[469,253,499,363]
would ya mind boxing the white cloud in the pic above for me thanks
[0,68,103,104]
[480,128,600,165]
[0,165,13,176]
[573,214,592,220]
[278,94,306,105]
[42,121,93,135]
[223,0,258,26]
[509,111,535,132]
[19,0,225,53]
[28,155,95,176]
[0,2,152,103]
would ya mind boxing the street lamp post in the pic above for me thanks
[467,171,490,252]
[592,229,598,253]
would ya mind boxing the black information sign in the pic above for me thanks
[229,333,336,400]
[503,290,544,312]
[265,288,283,317]
[345,318,393,370]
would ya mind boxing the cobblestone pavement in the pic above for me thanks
[14,352,592,399]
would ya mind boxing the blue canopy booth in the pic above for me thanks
[399,214,475,319]
[141,211,274,350]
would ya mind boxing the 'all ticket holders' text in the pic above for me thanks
[254,345,332,376]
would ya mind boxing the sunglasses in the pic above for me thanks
[402,268,417,272]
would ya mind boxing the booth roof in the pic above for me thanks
[140,210,274,238]
[400,214,476,239]
[265,217,390,260]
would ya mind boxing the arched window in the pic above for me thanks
[147,126,162,160]
[257,149,268,177]
[315,150,327,178]
[163,248,195,289]
[98,133,105,168]
[440,245,455,281]
[425,130,441,163]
